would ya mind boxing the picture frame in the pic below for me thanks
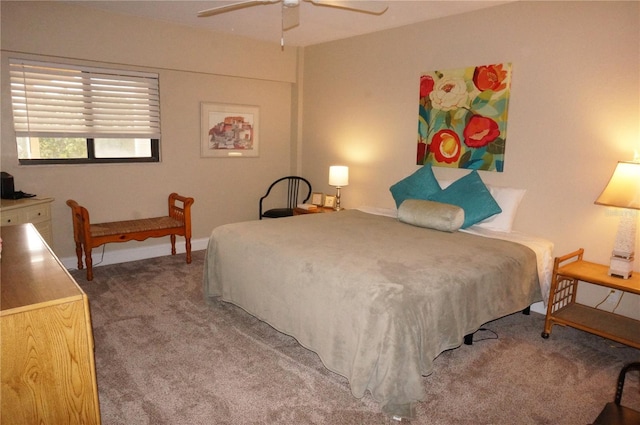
[201,102,259,158]
[323,195,336,209]
[311,192,324,206]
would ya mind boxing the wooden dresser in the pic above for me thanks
[0,197,54,248]
[1,224,101,424]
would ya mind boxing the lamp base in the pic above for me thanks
[607,211,637,279]
[608,254,634,279]
[334,186,342,211]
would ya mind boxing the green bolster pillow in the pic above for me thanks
[397,199,465,232]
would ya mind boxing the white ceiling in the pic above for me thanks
[67,0,512,47]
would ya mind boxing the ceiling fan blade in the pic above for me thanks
[282,4,300,31]
[306,0,388,15]
[198,0,280,18]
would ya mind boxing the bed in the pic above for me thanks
[203,201,553,419]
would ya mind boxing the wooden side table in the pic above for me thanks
[541,248,640,348]
[293,207,335,215]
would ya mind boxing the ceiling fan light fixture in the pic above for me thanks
[198,0,389,47]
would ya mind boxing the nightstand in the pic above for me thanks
[541,248,640,348]
[293,207,335,215]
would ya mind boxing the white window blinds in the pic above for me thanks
[10,59,161,139]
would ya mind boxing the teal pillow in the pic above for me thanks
[389,165,442,208]
[428,171,501,228]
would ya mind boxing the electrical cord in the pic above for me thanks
[472,328,499,342]
[66,245,106,271]
[92,244,106,267]
[594,290,624,312]
[611,292,624,313]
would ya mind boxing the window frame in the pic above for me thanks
[16,138,160,165]
[9,58,161,165]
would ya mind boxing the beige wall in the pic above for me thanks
[301,1,639,316]
[1,1,299,260]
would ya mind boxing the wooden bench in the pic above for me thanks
[66,193,194,281]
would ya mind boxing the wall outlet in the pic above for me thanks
[605,289,623,306]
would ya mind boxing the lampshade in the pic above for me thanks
[595,161,640,209]
[329,166,349,187]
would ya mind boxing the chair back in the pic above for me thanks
[259,176,312,219]
[615,362,640,405]
[591,361,640,425]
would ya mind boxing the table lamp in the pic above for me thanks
[329,165,349,211]
[594,161,640,278]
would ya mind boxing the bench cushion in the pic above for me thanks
[90,216,184,237]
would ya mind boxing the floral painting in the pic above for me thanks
[417,63,512,172]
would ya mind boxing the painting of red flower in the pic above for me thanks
[473,64,508,92]
[417,63,512,172]
[464,115,500,148]
[431,130,461,163]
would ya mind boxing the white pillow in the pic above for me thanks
[437,179,525,233]
[476,186,526,232]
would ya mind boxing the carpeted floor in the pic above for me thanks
[72,251,640,424]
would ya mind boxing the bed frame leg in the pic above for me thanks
[522,306,531,315]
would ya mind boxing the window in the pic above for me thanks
[9,59,161,164]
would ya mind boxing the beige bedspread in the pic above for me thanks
[203,210,541,419]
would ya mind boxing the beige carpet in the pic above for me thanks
[72,251,640,424]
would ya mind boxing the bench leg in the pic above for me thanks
[74,242,84,270]
[170,234,177,256]
[85,247,94,281]
[185,237,192,264]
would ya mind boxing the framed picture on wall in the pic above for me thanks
[200,102,259,158]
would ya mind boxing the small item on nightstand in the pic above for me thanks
[296,203,318,211]
[1,172,36,199]
[0,172,14,199]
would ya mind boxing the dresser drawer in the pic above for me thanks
[1,211,20,226]
[24,204,51,223]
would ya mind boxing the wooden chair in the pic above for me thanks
[592,362,640,425]
[259,176,311,219]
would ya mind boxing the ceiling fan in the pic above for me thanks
[197,0,389,47]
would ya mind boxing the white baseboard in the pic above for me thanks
[60,237,209,271]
